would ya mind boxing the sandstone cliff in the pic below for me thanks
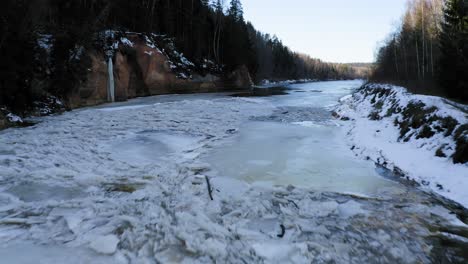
[67,35,253,109]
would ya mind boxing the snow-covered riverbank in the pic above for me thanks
[335,83,468,208]
[1,82,467,263]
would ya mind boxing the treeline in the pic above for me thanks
[371,0,468,101]
[249,30,361,81]
[1,0,361,112]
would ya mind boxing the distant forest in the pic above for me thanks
[371,0,468,101]
[0,0,362,112]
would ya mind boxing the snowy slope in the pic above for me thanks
[335,83,468,208]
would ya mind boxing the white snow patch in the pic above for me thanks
[338,200,368,218]
[120,37,134,47]
[252,243,308,263]
[89,235,120,255]
[6,113,22,123]
[37,34,53,51]
[0,244,120,264]
[97,104,150,112]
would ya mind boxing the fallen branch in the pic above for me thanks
[277,224,286,238]
[205,176,214,201]
[287,199,299,209]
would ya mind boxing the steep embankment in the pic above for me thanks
[0,32,253,130]
[335,83,468,207]
[65,32,253,109]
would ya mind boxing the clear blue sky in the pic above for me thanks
[242,0,408,63]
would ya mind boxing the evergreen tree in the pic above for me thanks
[228,0,244,22]
[439,0,468,100]
[0,0,37,112]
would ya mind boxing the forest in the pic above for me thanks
[371,0,468,101]
[0,0,361,112]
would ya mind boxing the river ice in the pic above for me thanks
[205,121,399,196]
[0,81,467,263]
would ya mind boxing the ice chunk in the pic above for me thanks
[338,200,367,218]
[89,235,120,255]
[298,201,339,217]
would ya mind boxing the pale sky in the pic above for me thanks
[242,0,408,63]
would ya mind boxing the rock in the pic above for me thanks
[67,36,252,109]
[192,74,220,83]
[133,41,173,94]
[393,166,405,177]
[199,82,217,92]
[68,51,108,109]
[225,65,253,90]
[0,112,8,130]
[89,235,120,255]
[114,52,131,100]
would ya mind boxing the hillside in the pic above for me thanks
[0,0,364,119]
[345,63,373,78]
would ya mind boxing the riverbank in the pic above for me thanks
[257,78,360,88]
[0,31,254,130]
[335,83,468,208]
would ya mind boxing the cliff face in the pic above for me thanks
[67,37,253,109]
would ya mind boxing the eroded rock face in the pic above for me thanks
[69,39,252,109]
[225,65,254,90]
[114,52,131,101]
[68,52,108,109]
[132,41,173,94]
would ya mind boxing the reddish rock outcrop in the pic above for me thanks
[114,52,131,100]
[67,38,252,109]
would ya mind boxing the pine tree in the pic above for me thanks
[228,0,243,22]
[438,0,468,100]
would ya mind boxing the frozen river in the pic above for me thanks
[206,81,399,196]
[0,81,467,263]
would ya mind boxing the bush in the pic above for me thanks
[453,124,468,164]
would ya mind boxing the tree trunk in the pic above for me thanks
[403,38,409,79]
[416,37,421,80]
[422,0,425,80]
[394,37,400,80]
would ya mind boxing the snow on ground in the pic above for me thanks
[37,34,54,52]
[120,37,134,47]
[335,83,468,208]
[0,87,467,263]
[259,79,317,88]
[6,113,22,123]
